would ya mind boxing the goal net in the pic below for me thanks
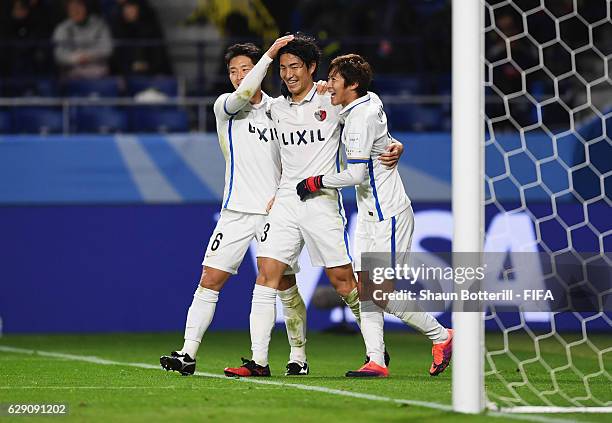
[481,0,611,413]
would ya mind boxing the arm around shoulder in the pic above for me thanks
[321,162,368,189]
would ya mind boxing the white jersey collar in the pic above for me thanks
[339,93,371,116]
[246,91,269,110]
[288,84,317,105]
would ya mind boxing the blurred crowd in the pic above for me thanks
[0,0,451,88]
[0,0,172,80]
[0,0,609,133]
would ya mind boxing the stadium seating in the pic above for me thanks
[0,72,448,133]
[71,107,128,133]
[0,110,12,133]
[373,74,450,131]
[62,78,121,98]
[0,78,59,98]
[414,0,447,16]
[128,106,189,133]
[385,103,445,132]
[126,77,179,97]
[373,75,422,95]
[11,107,63,134]
[412,106,447,131]
[59,78,125,133]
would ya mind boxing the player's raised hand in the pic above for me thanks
[296,176,324,201]
[265,35,295,59]
[379,140,404,169]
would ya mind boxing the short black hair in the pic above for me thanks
[278,33,321,74]
[224,43,262,69]
[328,54,373,97]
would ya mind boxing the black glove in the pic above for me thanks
[296,175,324,201]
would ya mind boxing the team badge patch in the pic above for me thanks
[347,133,363,155]
[314,109,327,121]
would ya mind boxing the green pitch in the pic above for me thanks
[0,331,609,422]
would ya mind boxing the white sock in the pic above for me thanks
[250,284,278,366]
[181,286,219,358]
[343,287,361,326]
[360,301,386,367]
[278,284,307,364]
[386,298,449,344]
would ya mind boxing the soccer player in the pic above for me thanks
[296,54,453,377]
[160,35,311,377]
[224,35,403,378]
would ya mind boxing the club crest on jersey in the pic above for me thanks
[314,109,327,121]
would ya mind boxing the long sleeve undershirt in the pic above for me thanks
[322,163,368,188]
[215,53,273,119]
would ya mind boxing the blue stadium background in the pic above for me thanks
[1,0,610,334]
[1,130,609,334]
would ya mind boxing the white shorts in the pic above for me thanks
[353,205,414,272]
[203,209,299,275]
[257,188,352,268]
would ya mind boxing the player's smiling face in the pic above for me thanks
[228,55,255,90]
[327,71,357,107]
[279,53,315,99]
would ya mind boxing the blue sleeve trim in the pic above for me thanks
[335,189,352,262]
[391,216,396,268]
[344,97,370,114]
[367,158,384,221]
[223,96,240,117]
[347,159,369,164]
[222,117,235,208]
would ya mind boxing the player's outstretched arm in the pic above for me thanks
[296,163,368,201]
[215,35,294,119]
[322,163,368,189]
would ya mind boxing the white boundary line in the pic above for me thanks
[0,386,179,390]
[0,346,588,423]
[502,407,612,414]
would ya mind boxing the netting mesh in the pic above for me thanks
[482,0,611,410]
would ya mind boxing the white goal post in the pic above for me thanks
[452,0,486,414]
[452,0,611,415]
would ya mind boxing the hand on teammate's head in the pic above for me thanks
[266,35,295,60]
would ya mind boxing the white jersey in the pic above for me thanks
[213,56,280,215]
[340,93,411,221]
[267,85,342,193]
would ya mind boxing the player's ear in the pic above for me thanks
[308,62,317,77]
[348,82,359,92]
